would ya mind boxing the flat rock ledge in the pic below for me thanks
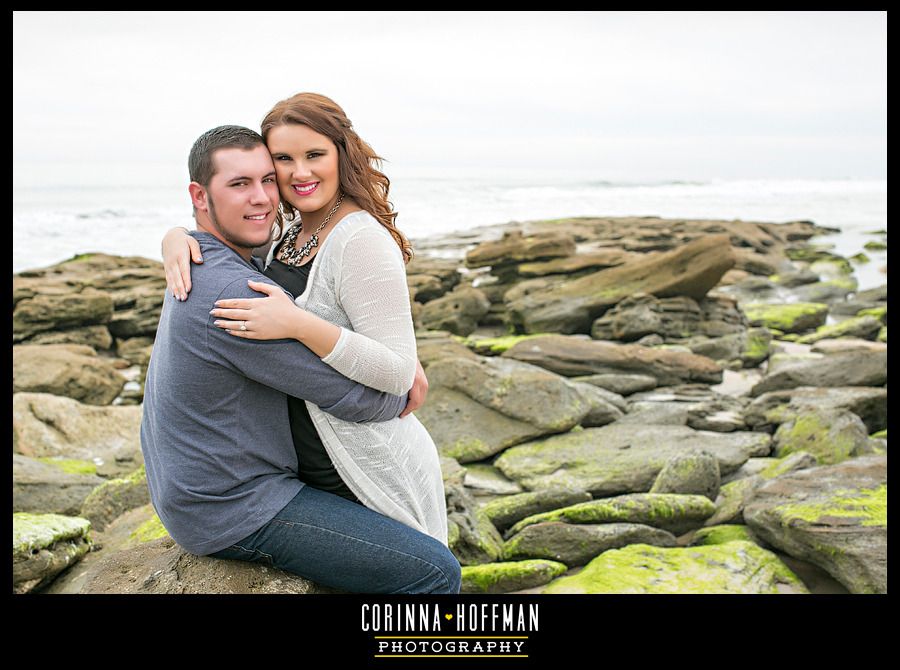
[79,536,341,594]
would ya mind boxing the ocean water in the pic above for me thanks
[13,177,887,290]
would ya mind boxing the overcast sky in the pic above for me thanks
[13,11,886,187]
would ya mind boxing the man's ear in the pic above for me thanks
[189,182,209,212]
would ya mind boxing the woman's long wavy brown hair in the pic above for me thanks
[261,92,413,263]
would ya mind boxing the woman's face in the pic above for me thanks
[266,124,341,217]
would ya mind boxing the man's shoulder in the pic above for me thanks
[188,237,288,301]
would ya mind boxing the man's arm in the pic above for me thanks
[207,277,407,422]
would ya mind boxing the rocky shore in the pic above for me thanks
[13,215,887,594]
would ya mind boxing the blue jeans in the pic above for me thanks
[208,485,461,594]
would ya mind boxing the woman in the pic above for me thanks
[162,93,448,545]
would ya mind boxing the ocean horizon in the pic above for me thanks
[13,176,887,290]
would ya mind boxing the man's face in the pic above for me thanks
[195,145,279,256]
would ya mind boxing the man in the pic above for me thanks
[140,125,460,594]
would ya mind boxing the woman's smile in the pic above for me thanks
[292,181,320,196]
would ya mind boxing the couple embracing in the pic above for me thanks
[140,92,461,594]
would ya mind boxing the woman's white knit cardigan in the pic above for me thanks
[265,210,448,545]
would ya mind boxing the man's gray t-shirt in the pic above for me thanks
[140,232,407,556]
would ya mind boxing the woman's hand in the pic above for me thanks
[211,280,306,341]
[399,359,429,418]
[162,227,203,301]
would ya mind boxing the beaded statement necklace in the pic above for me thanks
[277,192,344,267]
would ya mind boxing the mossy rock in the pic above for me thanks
[809,258,854,277]
[461,559,567,593]
[705,476,764,526]
[446,481,505,566]
[462,333,551,355]
[13,512,93,593]
[795,315,882,344]
[447,519,461,548]
[870,429,886,439]
[877,326,886,342]
[773,409,872,465]
[691,524,760,546]
[863,240,887,251]
[127,513,170,545]
[649,450,720,501]
[503,521,677,566]
[744,456,886,593]
[507,493,716,538]
[856,306,886,324]
[481,488,592,532]
[542,541,808,594]
[35,457,98,476]
[743,302,829,334]
[773,483,886,528]
[850,253,870,264]
[62,253,97,263]
[758,451,819,480]
[740,328,772,367]
[80,464,150,531]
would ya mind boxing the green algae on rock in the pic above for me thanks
[705,476,764,526]
[80,464,150,531]
[541,541,808,594]
[856,305,886,323]
[775,483,886,528]
[740,328,772,367]
[13,454,105,517]
[462,333,550,355]
[506,493,716,538]
[503,521,677,566]
[13,512,92,554]
[481,488,593,532]
[795,315,883,344]
[649,450,720,501]
[758,451,819,480]
[448,519,460,548]
[36,457,98,476]
[743,455,886,593]
[493,423,770,496]
[446,479,505,566]
[461,559,568,594]
[690,524,759,546]
[128,513,170,544]
[13,512,94,594]
[743,302,829,334]
[773,410,872,465]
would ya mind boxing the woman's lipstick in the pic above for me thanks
[292,182,319,197]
